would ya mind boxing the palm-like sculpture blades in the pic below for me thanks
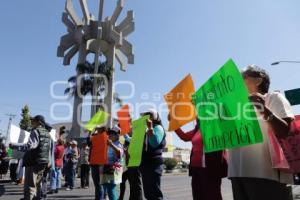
[57,0,135,136]
[58,0,135,70]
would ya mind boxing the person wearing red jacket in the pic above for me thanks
[49,138,65,194]
[173,119,227,200]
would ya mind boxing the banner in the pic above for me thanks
[117,105,131,135]
[90,131,108,165]
[7,124,57,158]
[8,124,30,144]
[127,115,150,167]
[192,59,263,152]
[85,111,109,131]
[164,74,197,131]
[9,125,29,159]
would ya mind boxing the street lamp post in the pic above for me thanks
[271,61,300,66]
[271,60,300,106]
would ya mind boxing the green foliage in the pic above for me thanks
[181,161,188,169]
[164,158,178,170]
[19,105,31,131]
[64,61,122,107]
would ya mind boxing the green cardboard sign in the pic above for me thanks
[85,111,109,131]
[192,59,263,152]
[127,115,150,167]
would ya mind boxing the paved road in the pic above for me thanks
[1,174,300,200]
[0,174,232,200]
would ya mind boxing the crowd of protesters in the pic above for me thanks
[0,65,298,200]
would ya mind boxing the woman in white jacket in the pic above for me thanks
[228,65,295,200]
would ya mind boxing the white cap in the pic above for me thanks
[109,125,121,134]
[141,108,159,121]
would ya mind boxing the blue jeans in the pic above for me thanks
[50,167,62,190]
[91,165,104,200]
[103,183,117,200]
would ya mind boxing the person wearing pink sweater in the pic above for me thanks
[174,120,227,200]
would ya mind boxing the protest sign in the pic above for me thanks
[85,111,109,131]
[164,74,197,131]
[127,115,150,167]
[117,105,131,135]
[8,124,30,144]
[90,131,108,165]
[7,124,30,159]
[192,59,263,152]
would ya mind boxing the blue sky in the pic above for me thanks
[0,0,300,148]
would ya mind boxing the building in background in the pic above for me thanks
[165,131,175,152]
[173,148,191,164]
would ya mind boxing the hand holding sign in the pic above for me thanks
[192,59,263,152]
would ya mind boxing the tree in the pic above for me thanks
[164,158,178,171]
[65,61,123,113]
[19,105,31,131]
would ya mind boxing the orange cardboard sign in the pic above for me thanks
[117,105,131,135]
[164,74,197,131]
[90,131,108,165]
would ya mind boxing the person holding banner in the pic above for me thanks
[88,126,106,200]
[118,136,130,200]
[140,109,166,200]
[117,108,144,200]
[102,126,124,200]
[170,117,227,200]
[229,65,295,200]
[9,115,51,200]
[119,133,144,200]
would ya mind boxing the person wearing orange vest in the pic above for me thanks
[88,126,106,200]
